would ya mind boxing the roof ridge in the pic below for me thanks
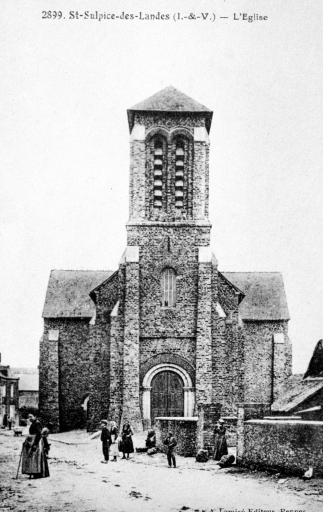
[51,269,113,272]
[221,271,282,274]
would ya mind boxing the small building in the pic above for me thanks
[0,363,19,425]
[11,368,39,423]
[271,340,323,421]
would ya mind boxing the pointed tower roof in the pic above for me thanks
[127,86,213,133]
[304,339,323,379]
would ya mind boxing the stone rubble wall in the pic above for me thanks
[88,272,120,431]
[155,417,198,457]
[40,318,92,432]
[213,273,245,416]
[243,321,292,404]
[239,419,323,475]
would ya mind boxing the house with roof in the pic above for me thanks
[271,339,323,421]
[39,86,292,434]
[0,360,19,426]
[11,367,39,415]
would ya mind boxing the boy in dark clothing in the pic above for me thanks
[100,420,111,463]
[163,431,177,468]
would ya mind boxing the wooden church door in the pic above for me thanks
[151,371,184,423]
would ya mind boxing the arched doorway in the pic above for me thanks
[142,363,195,424]
[150,371,184,423]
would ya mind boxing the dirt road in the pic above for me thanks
[1,430,322,512]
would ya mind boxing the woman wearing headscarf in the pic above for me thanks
[213,418,228,461]
[21,413,49,478]
[109,421,119,461]
[121,421,134,460]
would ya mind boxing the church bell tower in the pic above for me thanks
[120,87,217,429]
[127,85,213,228]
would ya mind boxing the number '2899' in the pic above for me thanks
[42,11,63,19]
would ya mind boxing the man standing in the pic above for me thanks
[100,420,111,464]
[163,431,177,468]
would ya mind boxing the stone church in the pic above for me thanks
[39,86,292,433]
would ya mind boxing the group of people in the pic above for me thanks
[99,420,135,463]
[18,413,229,479]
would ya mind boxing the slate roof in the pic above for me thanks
[271,374,323,413]
[222,272,290,321]
[127,86,213,133]
[43,269,289,321]
[42,270,113,318]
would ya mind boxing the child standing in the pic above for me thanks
[163,431,177,468]
[109,421,119,461]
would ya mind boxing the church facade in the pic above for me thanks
[39,87,292,433]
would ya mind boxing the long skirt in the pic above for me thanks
[121,436,134,454]
[110,442,119,458]
[21,436,50,478]
[213,434,228,461]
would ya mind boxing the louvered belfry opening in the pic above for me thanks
[153,139,163,208]
[175,141,184,209]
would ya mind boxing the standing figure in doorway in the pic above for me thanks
[109,421,119,461]
[213,418,228,461]
[100,420,111,463]
[121,421,134,460]
[21,413,49,478]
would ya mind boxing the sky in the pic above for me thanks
[0,0,323,373]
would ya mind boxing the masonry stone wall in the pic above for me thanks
[243,321,291,404]
[155,417,198,456]
[39,324,60,432]
[39,318,94,432]
[213,273,244,415]
[140,338,195,368]
[129,226,210,338]
[88,271,120,431]
[239,419,323,475]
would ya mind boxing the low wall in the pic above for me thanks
[239,419,323,476]
[155,417,198,456]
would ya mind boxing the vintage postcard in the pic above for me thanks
[1,1,323,511]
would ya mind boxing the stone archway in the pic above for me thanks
[142,363,195,424]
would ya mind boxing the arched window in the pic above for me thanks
[161,268,176,307]
[175,141,184,209]
[153,139,163,208]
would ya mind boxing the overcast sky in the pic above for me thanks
[1,0,323,373]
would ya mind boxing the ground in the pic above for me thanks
[1,429,323,512]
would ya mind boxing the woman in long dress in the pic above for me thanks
[109,421,119,461]
[21,413,49,478]
[213,419,228,461]
[121,421,134,460]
